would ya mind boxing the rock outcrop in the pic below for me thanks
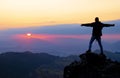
[64,52,120,78]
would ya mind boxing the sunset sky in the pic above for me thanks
[0,0,120,29]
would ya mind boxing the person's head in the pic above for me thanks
[95,17,99,22]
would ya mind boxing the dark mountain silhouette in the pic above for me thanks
[0,51,120,78]
[0,52,79,78]
[64,52,120,78]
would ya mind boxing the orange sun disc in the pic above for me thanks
[27,33,32,36]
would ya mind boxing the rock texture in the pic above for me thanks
[64,52,120,78]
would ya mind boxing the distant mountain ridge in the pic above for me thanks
[0,52,79,78]
[0,51,120,78]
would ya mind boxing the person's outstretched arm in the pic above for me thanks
[81,23,93,27]
[103,23,115,27]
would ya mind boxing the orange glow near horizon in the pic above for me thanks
[0,0,120,29]
[13,34,120,43]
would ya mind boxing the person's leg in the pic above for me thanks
[96,36,103,54]
[87,36,95,52]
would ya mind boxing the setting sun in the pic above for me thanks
[27,33,32,37]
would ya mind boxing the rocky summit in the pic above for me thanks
[64,52,120,78]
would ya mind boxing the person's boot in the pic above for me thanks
[86,49,91,53]
[100,52,106,60]
[100,52,104,55]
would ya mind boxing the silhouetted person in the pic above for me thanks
[81,17,115,54]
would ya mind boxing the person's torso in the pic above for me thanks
[92,22,103,36]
